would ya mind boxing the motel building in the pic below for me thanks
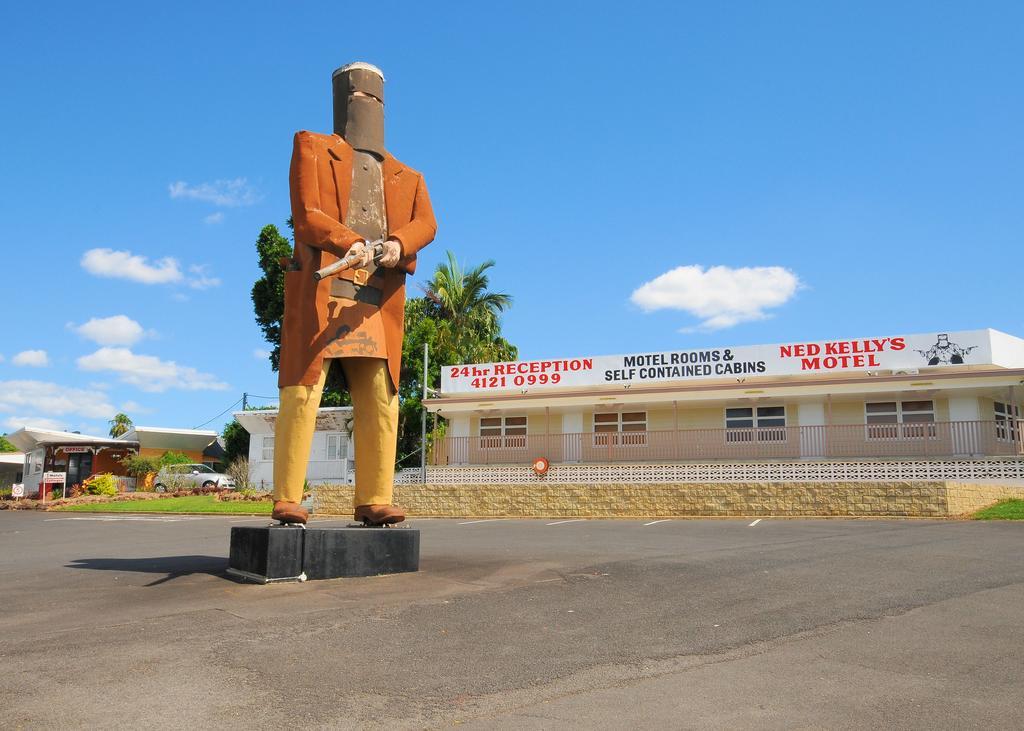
[421,328,1024,487]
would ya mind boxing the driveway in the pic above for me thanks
[2,512,1022,728]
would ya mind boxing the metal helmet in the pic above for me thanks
[332,62,385,156]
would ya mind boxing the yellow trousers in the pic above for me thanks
[272,357,398,508]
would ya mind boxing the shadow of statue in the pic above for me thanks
[66,555,228,586]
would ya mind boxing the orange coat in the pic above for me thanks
[279,131,437,389]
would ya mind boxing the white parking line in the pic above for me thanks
[458,519,506,525]
[749,519,762,527]
[45,516,202,522]
[643,520,671,526]
[546,519,584,526]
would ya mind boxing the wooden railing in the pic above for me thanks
[430,420,1024,465]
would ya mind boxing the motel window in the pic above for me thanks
[994,402,1021,443]
[725,406,787,442]
[32,450,43,474]
[261,436,275,461]
[865,401,935,439]
[593,411,647,446]
[479,416,528,448]
[326,433,344,460]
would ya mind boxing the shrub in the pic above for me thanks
[82,473,119,496]
[225,457,251,490]
[155,471,190,492]
[120,454,161,491]
[159,451,192,467]
[120,454,160,478]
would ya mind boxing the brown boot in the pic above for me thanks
[272,500,309,525]
[354,504,406,526]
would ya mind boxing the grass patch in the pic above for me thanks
[54,495,272,515]
[972,499,1024,520]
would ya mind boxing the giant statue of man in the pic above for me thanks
[272,62,436,526]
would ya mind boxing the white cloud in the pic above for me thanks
[12,350,49,367]
[252,349,271,360]
[168,178,261,207]
[0,380,116,420]
[187,265,221,290]
[631,265,802,332]
[203,212,225,224]
[72,315,149,346]
[76,347,229,393]
[119,400,153,415]
[81,248,220,291]
[81,248,183,285]
[4,415,67,432]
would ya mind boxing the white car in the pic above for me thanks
[154,463,236,491]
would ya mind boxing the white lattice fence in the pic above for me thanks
[395,459,1024,485]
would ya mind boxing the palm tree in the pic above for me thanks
[108,413,133,438]
[425,251,514,363]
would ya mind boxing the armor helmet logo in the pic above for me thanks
[916,333,977,366]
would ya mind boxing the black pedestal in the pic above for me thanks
[227,525,419,583]
[227,525,304,582]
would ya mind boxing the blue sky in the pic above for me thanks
[1,1,1021,436]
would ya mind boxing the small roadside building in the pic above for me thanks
[233,407,354,490]
[5,428,139,497]
[5,425,219,497]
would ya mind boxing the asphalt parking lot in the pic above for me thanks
[2,511,1023,729]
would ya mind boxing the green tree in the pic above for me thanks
[222,419,250,466]
[251,224,293,372]
[108,413,133,438]
[0,434,17,452]
[425,251,515,364]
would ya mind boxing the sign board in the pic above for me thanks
[60,446,92,454]
[11,484,24,498]
[43,471,66,483]
[441,329,1015,396]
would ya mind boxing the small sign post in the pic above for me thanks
[43,471,67,500]
[12,484,24,499]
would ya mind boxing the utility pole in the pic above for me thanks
[242,392,248,411]
[421,343,429,484]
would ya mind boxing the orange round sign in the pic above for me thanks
[532,457,550,476]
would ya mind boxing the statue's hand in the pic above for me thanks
[346,241,373,268]
[379,238,402,268]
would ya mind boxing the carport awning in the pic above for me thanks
[121,427,217,453]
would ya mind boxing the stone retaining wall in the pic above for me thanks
[313,481,1020,518]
